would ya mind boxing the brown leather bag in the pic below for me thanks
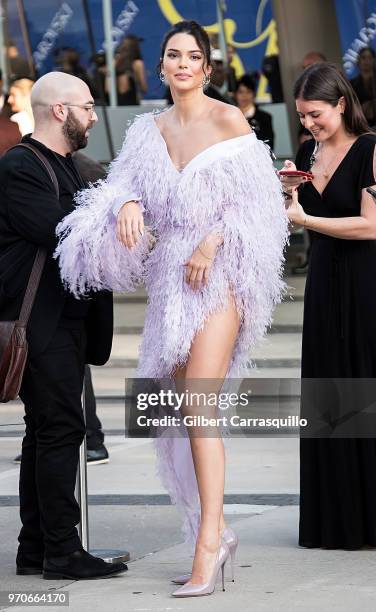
[0,143,59,402]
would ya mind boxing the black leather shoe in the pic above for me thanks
[16,550,43,575]
[43,549,128,580]
[87,445,109,465]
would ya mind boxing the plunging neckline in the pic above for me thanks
[152,113,253,174]
[309,137,360,198]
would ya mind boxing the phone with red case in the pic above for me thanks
[279,170,314,178]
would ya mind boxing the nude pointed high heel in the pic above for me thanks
[171,526,238,585]
[171,541,229,598]
[223,526,238,582]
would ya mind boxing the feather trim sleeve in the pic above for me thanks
[54,113,151,297]
[222,136,288,369]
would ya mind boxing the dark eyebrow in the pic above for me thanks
[166,48,202,53]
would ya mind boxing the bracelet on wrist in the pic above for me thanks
[198,244,214,260]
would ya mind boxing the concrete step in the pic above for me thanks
[113,275,306,304]
[107,332,301,367]
[113,300,304,335]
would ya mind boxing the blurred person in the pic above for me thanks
[6,40,32,80]
[302,51,327,70]
[261,54,284,102]
[0,71,126,580]
[0,70,21,154]
[350,46,376,126]
[113,34,147,105]
[0,69,4,112]
[8,78,34,136]
[0,116,21,156]
[281,62,376,550]
[235,74,274,149]
[204,48,234,104]
[55,19,288,598]
[55,47,93,91]
[226,44,237,94]
[90,52,109,104]
[0,113,21,157]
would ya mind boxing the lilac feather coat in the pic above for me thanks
[55,110,289,546]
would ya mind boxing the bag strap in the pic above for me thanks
[13,143,59,197]
[9,143,60,327]
[19,249,48,325]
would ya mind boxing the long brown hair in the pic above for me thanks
[294,62,370,136]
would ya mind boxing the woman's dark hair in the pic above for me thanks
[358,46,376,61]
[293,62,369,136]
[235,75,256,93]
[157,20,211,77]
[116,35,143,73]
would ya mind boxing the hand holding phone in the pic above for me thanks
[279,170,314,179]
[279,162,314,196]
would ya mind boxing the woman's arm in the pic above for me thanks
[288,144,376,240]
[288,186,376,240]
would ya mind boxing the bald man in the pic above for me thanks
[0,73,124,580]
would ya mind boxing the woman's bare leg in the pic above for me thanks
[174,295,240,584]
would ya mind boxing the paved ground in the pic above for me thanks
[1,276,375,611]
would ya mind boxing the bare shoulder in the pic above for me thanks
[153,107,172,131]
[210,101,252,138]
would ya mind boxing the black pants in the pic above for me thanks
[18,322,86,557]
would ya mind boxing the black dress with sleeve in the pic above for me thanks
[295,134,376,549]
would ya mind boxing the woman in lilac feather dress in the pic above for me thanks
[55,21,288,596]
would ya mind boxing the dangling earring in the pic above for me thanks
[202,74,210,87]
[159,72,166,83]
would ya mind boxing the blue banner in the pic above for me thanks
[7,0,278,100]
[334,0,376,77]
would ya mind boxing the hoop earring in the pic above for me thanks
[202,74,210,87]
[159,72,166,83]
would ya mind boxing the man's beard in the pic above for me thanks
[62,108,89,152]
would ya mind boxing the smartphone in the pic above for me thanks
[279,170,314,179]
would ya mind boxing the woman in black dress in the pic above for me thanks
[281,63,376,549]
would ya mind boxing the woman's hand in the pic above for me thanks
[287,188,307,226]
[279,160,312,194]
[116,200,144,248]
[184,234,221,290]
